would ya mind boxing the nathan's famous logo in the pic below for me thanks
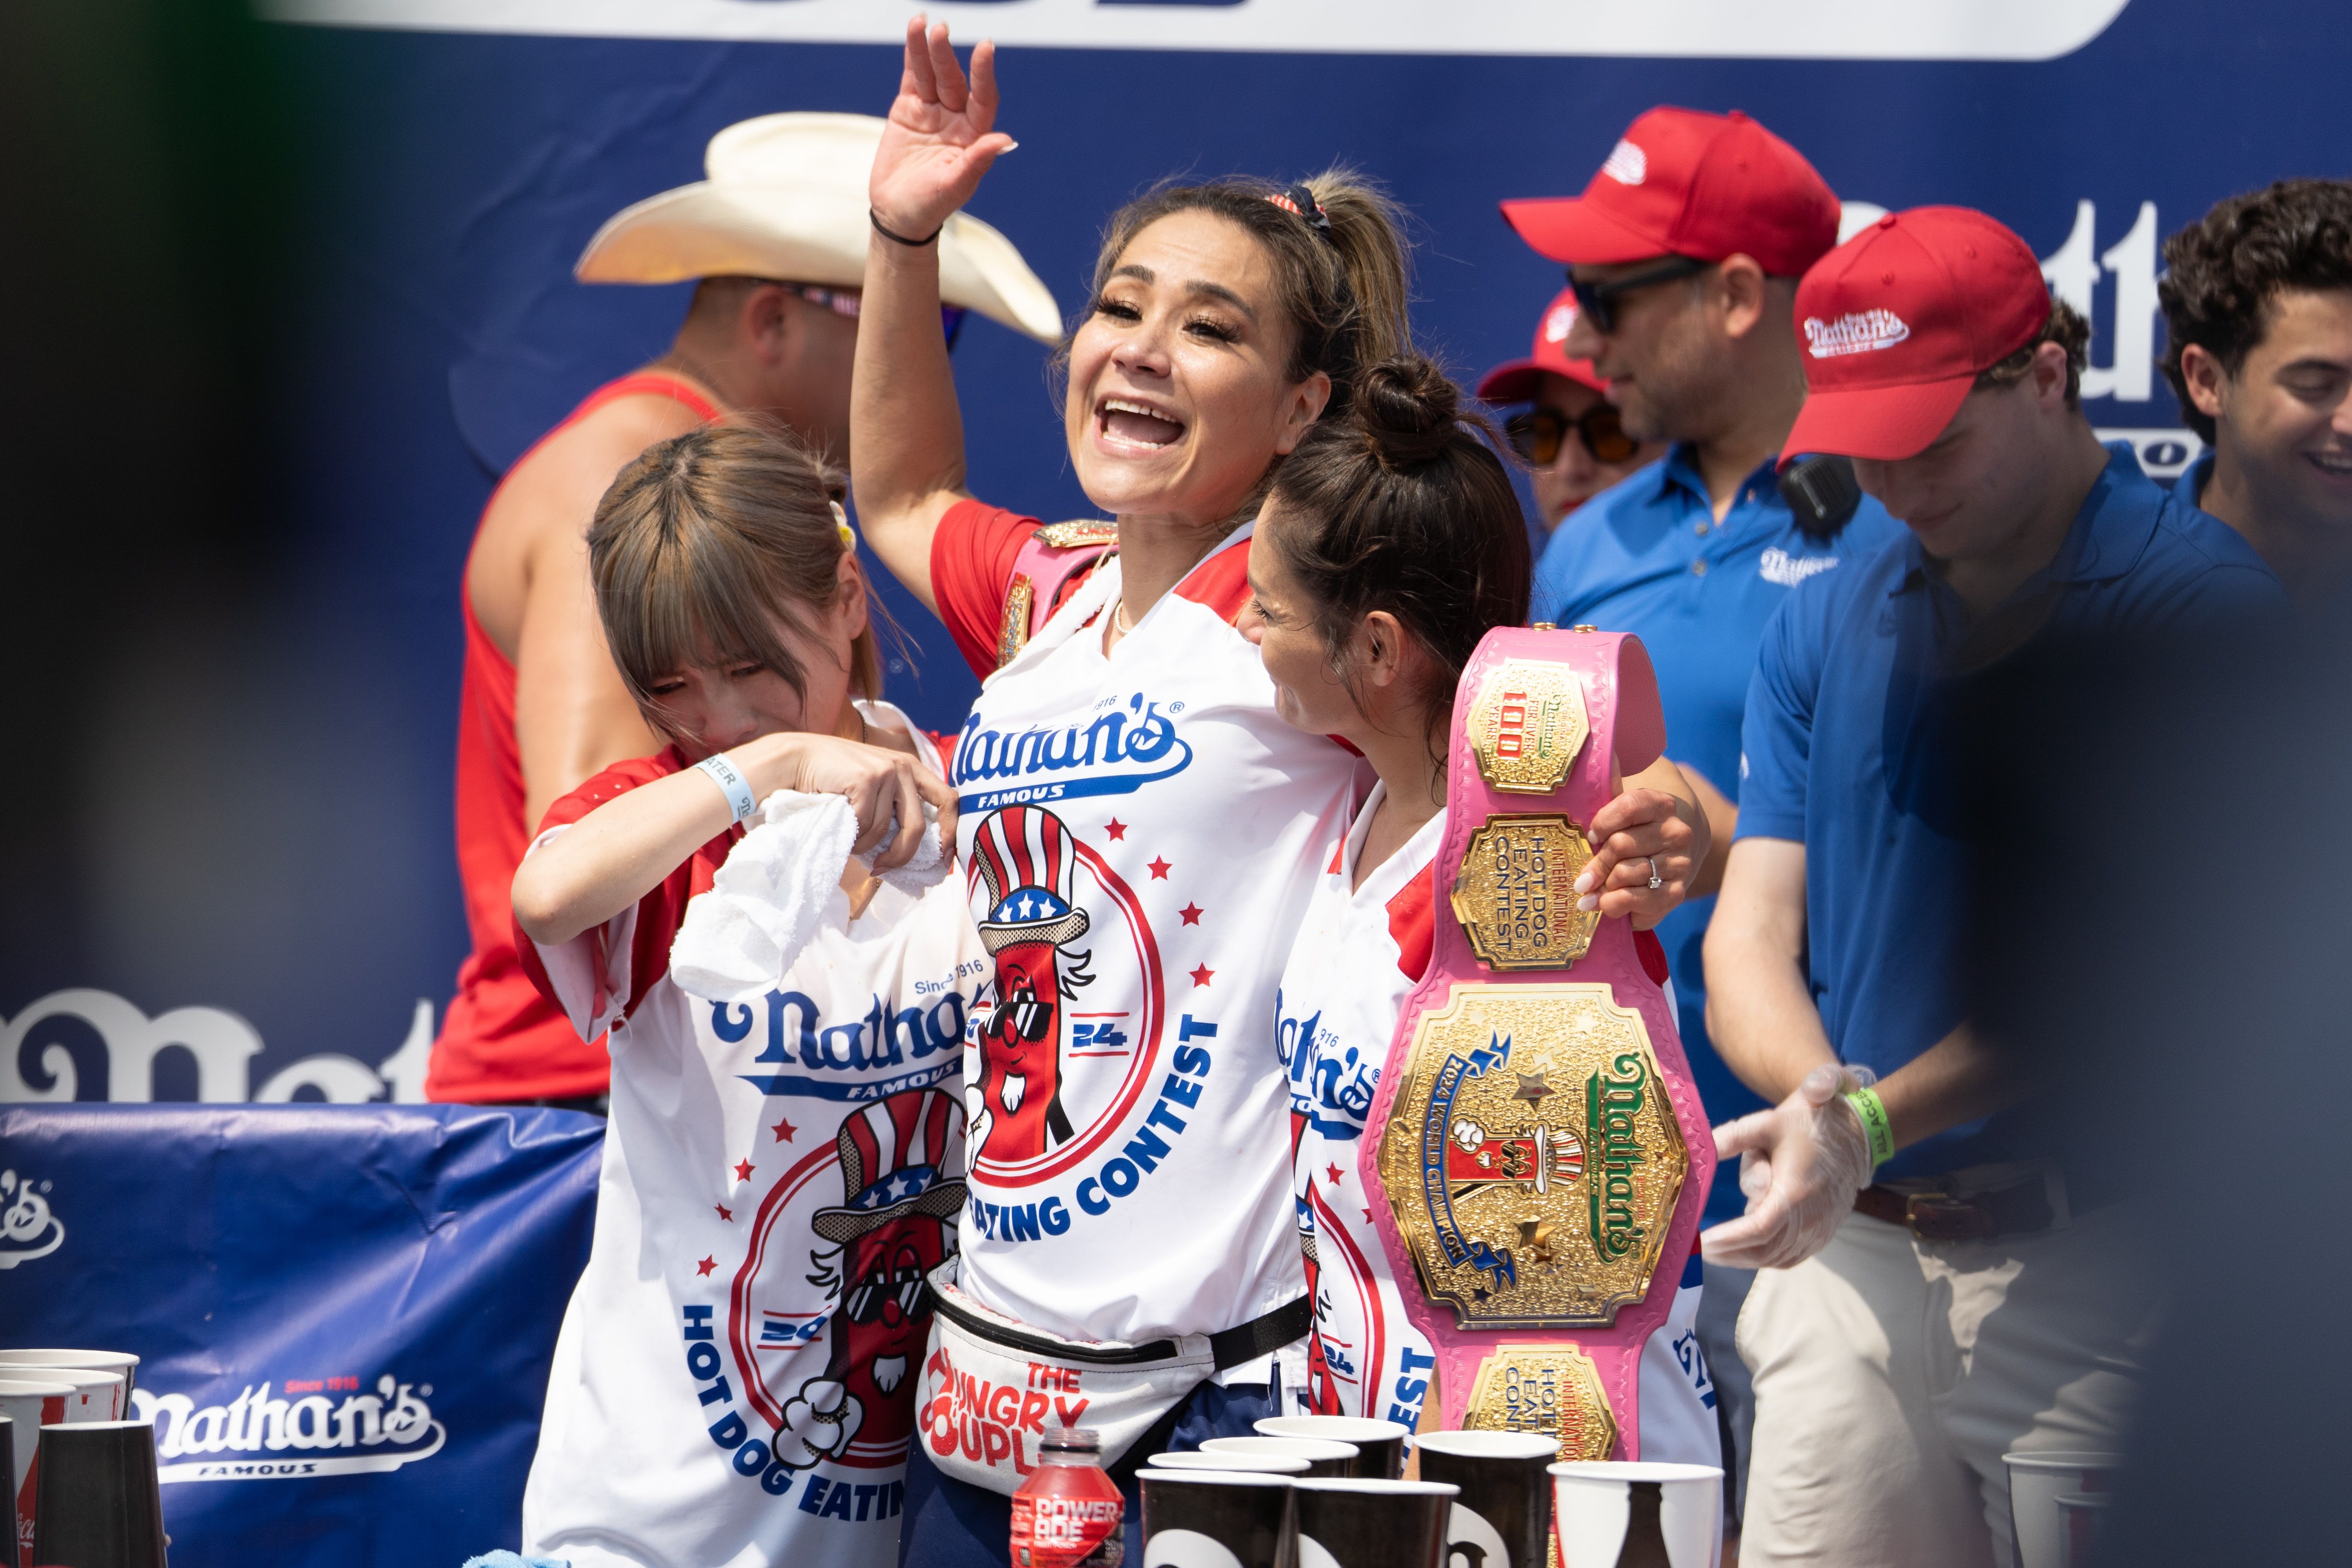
[132,1374,443,1482]
[1803,308,1911,358]
[960,804,1171,1193]
[692,1090,964,1520]
[1584,1052,1650,1263]
[951,692,1193,812]
[716,987,967,1103]
[968,807,1095,1164]
[0,1168,62,1269]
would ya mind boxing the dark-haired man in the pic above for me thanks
[1498,108,1903,1518]
[2161,178,2352,598]
[1702,206,2281,1568]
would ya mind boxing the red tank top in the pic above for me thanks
[428,373,721,1104]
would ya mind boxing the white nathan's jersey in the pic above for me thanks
[948,525,1359,1348]
[1275,784,1719,1460]
[520,703,986,1568]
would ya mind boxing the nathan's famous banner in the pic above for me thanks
[0,1104,600,1568]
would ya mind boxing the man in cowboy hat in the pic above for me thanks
[430,112,1060,1111]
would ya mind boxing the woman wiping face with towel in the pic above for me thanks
[508,420,981,1568]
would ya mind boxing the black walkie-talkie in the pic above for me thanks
[1778,453,1863,541]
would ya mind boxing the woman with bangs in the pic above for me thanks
[510,422,984,1568]
[849,19,1415,1562]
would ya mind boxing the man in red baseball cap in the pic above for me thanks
[1507,108,1905,1529]
[1478,287,1667,532]
[1702,207,2281,1566]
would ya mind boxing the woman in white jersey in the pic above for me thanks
[851,22,1417,1565]
[1241,358,1723,1464]
[509,424,987,1568]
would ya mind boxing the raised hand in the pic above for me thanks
[870,15,1016,241]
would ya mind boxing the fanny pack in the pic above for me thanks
[914,1256,1309,1494]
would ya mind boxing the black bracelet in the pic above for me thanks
[870,208,944,247]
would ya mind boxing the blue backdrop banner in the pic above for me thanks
[0,1104,602,1567]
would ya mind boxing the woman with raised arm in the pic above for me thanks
[852,19,1417,1565]
[509,423,983,1568]
[1241,354,1722,1466]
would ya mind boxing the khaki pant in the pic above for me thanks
[1736,1193,2151,1568]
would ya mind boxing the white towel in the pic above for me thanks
[669,789,948,1003]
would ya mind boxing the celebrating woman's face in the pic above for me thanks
[1065,210,1328,526]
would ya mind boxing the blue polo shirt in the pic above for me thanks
[1736,443,2283,1179]
[1532,446,1905,1218]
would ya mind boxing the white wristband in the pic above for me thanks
[695,754,758,824]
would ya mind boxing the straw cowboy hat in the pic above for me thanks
[575,111,1062,344]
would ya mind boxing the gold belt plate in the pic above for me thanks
[1463,1343,1618,1462]
[1450,814,1600,970]
[1377,983,1688,1329]
[1467,658,1588,795]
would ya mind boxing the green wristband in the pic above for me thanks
[1843,1086,1896,1170]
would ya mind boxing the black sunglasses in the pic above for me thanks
[1507,403,1640,467]
[1566,255,1713,334]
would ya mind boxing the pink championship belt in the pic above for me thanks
[1358,626,1715,1458]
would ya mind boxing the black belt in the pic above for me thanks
[931,1290,1313,1372]
[1854,1176,2056,1241]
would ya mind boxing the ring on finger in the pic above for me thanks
[1643,856,1663,891]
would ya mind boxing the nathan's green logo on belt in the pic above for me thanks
[1585,1052,1648,1263]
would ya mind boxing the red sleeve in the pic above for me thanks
[513,747,740,1025]
[1385,868,1436,986]
[1173,532,1255,624]
[929,498,1045,679]
[1635,927,1671,987]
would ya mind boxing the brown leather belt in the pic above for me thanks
[1854,1176,2056,1242]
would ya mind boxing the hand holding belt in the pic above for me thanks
[1357,627,1715,1459]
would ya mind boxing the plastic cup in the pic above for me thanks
[1200,1435,1359,1479]
[1549,1461,1722,1568]
[1254,1415,1412,1479]
[1141,1469,1294,1568]
[0,1355,138,1402]
[1147,1450,1310,1475]
[1418,1430,1558,1568]
[2003,1451,2121,1568]
[1293,1477,1457,1568]
[32,1420,168,1568]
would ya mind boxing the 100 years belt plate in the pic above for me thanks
[1375,983,1687,1328]
[1466,657,1589,795]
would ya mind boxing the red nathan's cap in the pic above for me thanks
[1500,106,1839,278]
[1781,206,2053,466]
[1478,286,1606,403]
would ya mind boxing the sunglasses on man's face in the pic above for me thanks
[776,281,968,350]
[1507,402,1641,467]
[1565,255,1712,335]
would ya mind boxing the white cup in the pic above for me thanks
[1548,1461,1722,1568]
[1200,1435,1359,1479]
[2002,1451,2121,1568]
[11,1368,123,1423]
[0,1379,80,1558]
[0,1351,140,1399]
[1148,1450,1311,1474]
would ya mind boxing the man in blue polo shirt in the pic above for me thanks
[1499,104,1904,1512]
[1701,207,2281,1568]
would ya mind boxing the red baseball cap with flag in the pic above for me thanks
[1477,286,1606,402]
[1781,206,2053,465]
[1501,107,1840,278]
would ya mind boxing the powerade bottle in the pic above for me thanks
[1010,1424,1124,1567]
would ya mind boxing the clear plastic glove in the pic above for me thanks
[1699,1062,1876,1270]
